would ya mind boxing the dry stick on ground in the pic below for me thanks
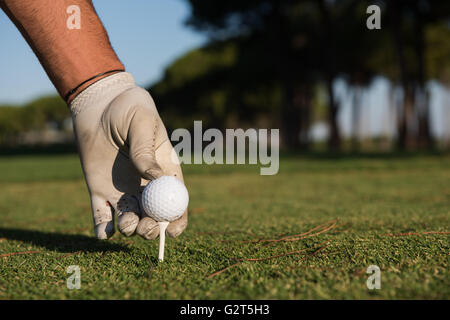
[294,243,331,262]
[272,220,338,242]
[385,231,450,237]
[286,244,333,271]
[207,220,339,278]
[207,262,242,278]
[225,220,338,261]
[218,219,338,245]
[0,251,42,258]
[262,221,332,242]
[207,241,331,278]
[259,220,338,248]
[279,220,338,240]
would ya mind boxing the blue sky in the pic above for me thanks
[0,0,206,104]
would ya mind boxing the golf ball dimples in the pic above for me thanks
[142,175,189,222]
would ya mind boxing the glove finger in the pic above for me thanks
[136,214,187,239]
[136,217,160,240]
[112,193,140,237]
[167,210,188,238]
[91,195,115,239]
[128,104,164,181]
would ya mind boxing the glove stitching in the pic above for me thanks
[70,72,135,118]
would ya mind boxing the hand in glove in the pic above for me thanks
[70,72,187,240]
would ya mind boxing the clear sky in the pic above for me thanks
[0,0,206,104]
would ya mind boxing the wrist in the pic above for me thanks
[65,67,125,104]
[69,71,136,117]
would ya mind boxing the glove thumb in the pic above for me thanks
[128,104,165,181]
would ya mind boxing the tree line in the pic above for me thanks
[0,0,449,152]
[151,0,450,151]
[0,96,68,146]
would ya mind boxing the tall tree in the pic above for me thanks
[383,0,449,149]
[184,0,319,149]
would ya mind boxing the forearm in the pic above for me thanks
[0,0,124,103]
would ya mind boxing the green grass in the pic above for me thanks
[0,153,448,299]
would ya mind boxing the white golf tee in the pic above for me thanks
[158,221,169,261]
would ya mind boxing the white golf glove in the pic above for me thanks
[70,72,187,240]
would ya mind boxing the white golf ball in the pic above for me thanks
[141,175,189,222]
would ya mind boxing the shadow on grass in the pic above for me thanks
[0,227,129,253]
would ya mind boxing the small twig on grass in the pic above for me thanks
[295,243,330,262]
[286,243,333,270]
[218,219,339,245]
[279,220,338,240]
[385,231,450,237]
[207,220,340,278]
[207,241,331,278]
[207,261,242,278]
[308,242,329,254]
[259,220,338,247]
[0,251,42,258]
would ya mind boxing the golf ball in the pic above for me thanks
[141,175,189,222]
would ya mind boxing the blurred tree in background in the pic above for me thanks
[151,0,449,151]
[0,96,68,146]
[1,0,449,152]
[0,106,25,145]
[382,0,450,149]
